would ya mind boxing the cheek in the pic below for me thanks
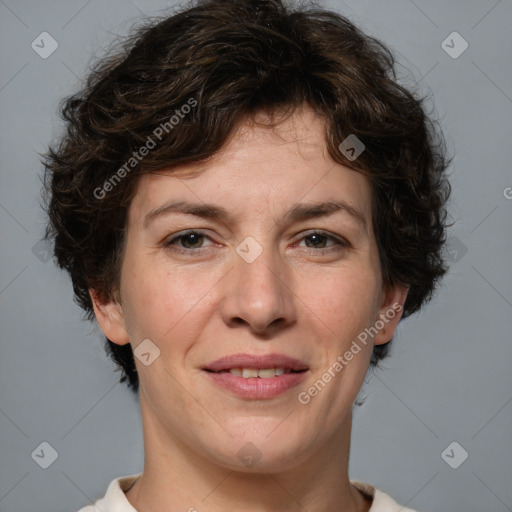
[301,267,381,335]
[120,255,220,357]
[304,274,379,402]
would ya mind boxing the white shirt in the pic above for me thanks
[76,473,419,512]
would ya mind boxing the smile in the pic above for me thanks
[202,353,309,399]
[210,367,305,378]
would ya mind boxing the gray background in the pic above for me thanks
[1,0,511,511]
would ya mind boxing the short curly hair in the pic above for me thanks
[41,0,452,393]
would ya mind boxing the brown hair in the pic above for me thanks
[42,0,452,393]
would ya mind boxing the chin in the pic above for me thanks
[202,426,311,473]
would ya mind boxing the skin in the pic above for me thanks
[91,106,408,512]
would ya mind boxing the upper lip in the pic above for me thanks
[203,353,309,372]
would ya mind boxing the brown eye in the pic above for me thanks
[304,233,330,248]
[298,231,349,252]
[177,232,204,249]
[164,231,213,251]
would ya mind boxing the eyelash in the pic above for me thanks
[163,230,349,255]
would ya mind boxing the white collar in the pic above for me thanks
[82,473,418,512]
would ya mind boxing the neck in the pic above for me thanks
[125,396,371,512]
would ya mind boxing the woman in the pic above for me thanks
[42,0,451,510]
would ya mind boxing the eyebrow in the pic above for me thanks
[143,199,367,231]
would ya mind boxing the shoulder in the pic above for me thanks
[75,475,418,512]
[351,480,420,512]
[75,473,142,512]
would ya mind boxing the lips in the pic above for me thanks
[203,353,309,373]
[202,353,309,399]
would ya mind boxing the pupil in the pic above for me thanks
[183,233,202,248]
[306,234,325,248]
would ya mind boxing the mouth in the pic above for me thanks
[202,353,309,399]
[204,367,308,378]
[202,352,309,374]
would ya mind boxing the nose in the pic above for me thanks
[219,242,297,336]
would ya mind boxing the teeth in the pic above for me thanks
[229,367,287,378]
[258,368,277,379]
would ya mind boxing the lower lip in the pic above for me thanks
[204,370,308,399]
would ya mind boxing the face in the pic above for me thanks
[92,107,406,473]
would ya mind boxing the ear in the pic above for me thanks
[89,288,130,346]
[372,284,409,346]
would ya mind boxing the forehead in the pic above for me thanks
[127,107,372,228]
[224,107,328,158]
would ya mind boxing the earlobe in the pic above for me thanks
[373,284,409,346]
[89,288,130,346]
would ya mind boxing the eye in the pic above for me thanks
[163,230,349,255]
[296,231,349,253]
[164,230,214,252]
